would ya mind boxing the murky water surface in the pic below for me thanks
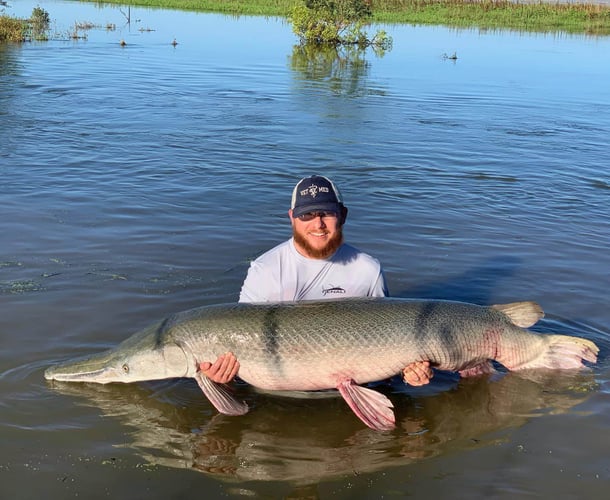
[1,1,609,497]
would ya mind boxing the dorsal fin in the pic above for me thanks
[491,301,544,328]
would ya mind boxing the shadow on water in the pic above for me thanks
[46,369,597,487]
[395,255,522,304]
[394,255,610,360]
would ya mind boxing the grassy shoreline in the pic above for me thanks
[74,0,610,34]
[3,0,610,38]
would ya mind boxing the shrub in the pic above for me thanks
[0,6,51,42]
[0,15,26,42]
[291,0,392,48]
[29,6,51,40]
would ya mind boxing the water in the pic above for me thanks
[1,1,609,497]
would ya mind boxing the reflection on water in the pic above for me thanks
[289,43,386,97]
[47,370,596,486]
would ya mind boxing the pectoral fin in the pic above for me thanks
[459,360,497,378]
[194,372,249,416]
[337,379,395,431]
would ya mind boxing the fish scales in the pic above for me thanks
[162,300,519,389]
[172,302,407,389]
[45,298,599,431]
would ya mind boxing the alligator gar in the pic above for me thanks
[44,298,598,431]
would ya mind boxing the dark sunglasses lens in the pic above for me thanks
[298,211,337,221]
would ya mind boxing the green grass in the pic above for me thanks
[76,0,610,35]
[372,0,610,34]
[88,0,299,17]
[4,0,610,37]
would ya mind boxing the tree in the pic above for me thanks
[291,0,392,48]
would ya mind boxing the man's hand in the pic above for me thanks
[199,352,240,384]
[402,360,433,386]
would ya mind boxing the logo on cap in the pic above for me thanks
[301,184,330,199]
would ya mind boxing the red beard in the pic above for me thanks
[293,227,344,259]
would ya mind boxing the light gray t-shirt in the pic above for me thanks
[239,238,388,303]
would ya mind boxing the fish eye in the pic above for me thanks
[122,364,129,373]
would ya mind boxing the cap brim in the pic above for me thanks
[292,203,342,218]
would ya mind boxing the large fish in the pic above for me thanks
[44,298,598,431]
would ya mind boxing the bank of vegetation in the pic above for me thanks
[2,0,610,42]
[81,0,610,34]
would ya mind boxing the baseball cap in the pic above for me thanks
[290,175,344,218]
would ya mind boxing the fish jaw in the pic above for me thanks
[44,342,189,384]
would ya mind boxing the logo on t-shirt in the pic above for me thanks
[322,285,346,296]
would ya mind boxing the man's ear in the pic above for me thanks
[340,206,348,225]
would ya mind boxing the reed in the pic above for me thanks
[0,15,26,42]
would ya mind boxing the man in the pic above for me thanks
[200,175,432,386]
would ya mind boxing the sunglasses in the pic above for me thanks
[297,210,339,222]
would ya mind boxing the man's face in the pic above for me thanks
[289,209,345,259]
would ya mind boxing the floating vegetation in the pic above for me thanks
[68,22,89,41]
[85,271,128,281]
[75,20,96,30]
[1,280,45,295]
[41,272,62,278]
[0,261,23,269]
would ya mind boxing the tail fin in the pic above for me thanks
[516,335,599,370]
